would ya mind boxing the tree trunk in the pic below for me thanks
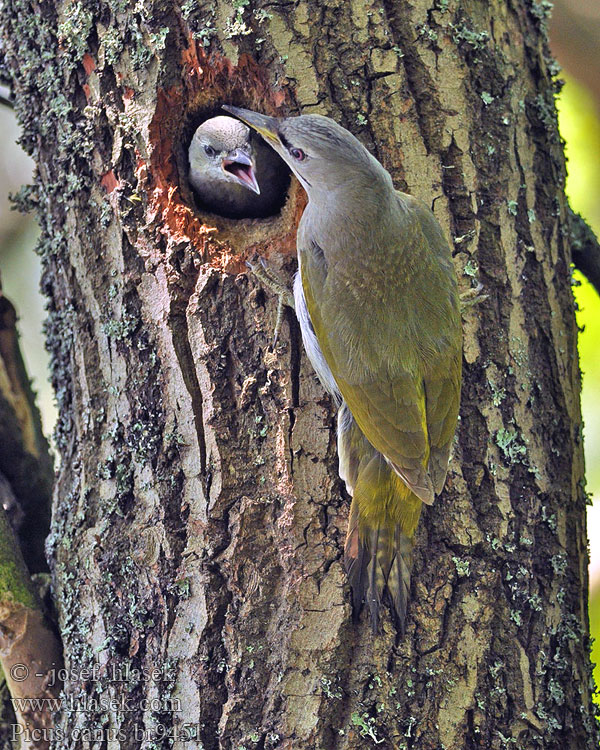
[1,0,597,748]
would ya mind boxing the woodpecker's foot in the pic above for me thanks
[460,283,488,313]
[246,257,295,346]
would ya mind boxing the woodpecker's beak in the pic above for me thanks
[222,105,280,146]
[222,148,260,194]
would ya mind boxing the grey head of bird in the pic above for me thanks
[222,105,392,204]
[188,115,260,195]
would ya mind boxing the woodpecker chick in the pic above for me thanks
[188,115,289,219]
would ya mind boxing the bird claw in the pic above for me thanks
[246,255,295,346]
[245,257,269,274]
[460,282,488,313]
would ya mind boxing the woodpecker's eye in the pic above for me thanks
[290,147,306,161]
[204,145,217,157]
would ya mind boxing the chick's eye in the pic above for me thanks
[290,147,306,161]
[204,145,217,157]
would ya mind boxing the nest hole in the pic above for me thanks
[148,66,305,272]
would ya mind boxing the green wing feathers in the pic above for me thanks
[301,191,462,629]
[338,373,435,505]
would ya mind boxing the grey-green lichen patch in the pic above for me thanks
[495,426,527,462]
[118,20,170,69]
[99,24,124,65]
[416,23,439,45]
[540,505,557,532]
[182,1,217,45]
[102,312,140,341]
[320,676,342,699]
[449,22,489,52]
[224,0,252,38]
[528,91,561,148]
[194,21,218,46]
[528,0,554,31]
[350,711,384,744]
[151,27,169,50]
[550,553,567,576]
[57,1,93,61]
[534,613,589,737]
[253,7,272,23]
[452,556,471,577]
[489,380,506,407]
[463,258,478,277]
[129,415,163,463]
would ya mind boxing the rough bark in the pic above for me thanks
[1,0,597,749]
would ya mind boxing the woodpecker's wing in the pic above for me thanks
[300,194,461,504]
[335,348,461,503]
[330,368,433,503]
[410,196,462,494]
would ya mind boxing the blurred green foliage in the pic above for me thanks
[556,74,600,691]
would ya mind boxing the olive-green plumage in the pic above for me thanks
[224,105,462,631]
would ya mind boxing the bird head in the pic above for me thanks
[189,116,260,194]
[222,105,387,200]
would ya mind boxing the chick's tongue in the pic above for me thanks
[225,161,252,185]
[223,159,259,193]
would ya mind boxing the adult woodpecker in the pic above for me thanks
[224,105,462,631]
[188,115,289,219]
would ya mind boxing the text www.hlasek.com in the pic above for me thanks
[12,695,181,713]
[11,695,199,743]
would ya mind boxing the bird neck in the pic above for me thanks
[304,164,394,243]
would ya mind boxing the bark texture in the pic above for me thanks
[1,0,597,749]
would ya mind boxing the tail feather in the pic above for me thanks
[345,500,369,614]
[387,526,413,631]
[341,431,422,631]
[368,526,382,627]
[345,509,416,632]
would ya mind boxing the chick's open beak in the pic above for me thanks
[222,105,279,145]
[222,148,260,195]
